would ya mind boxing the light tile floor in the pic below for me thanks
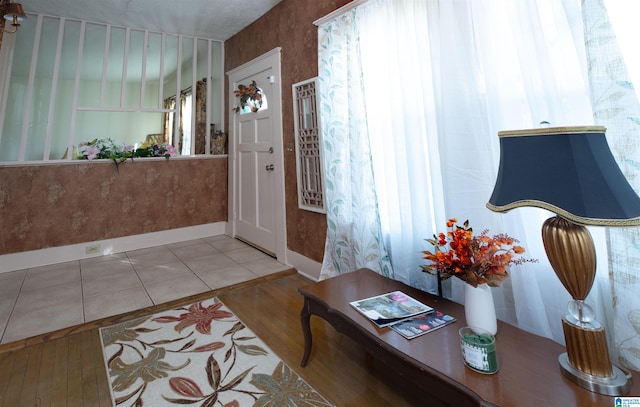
[0,235,290,344]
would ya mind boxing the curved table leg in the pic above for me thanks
[300,296,313,367]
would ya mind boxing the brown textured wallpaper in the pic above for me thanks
[0,158,227,254]
[225,0,350,263]
[0,0,349,262]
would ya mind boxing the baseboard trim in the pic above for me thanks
[286,249,322,281]
[0,222,227,273]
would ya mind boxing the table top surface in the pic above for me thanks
[299,268,639,407]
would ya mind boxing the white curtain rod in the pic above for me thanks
[313,0,370,26]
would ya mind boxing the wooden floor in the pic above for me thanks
[0,270,422,406]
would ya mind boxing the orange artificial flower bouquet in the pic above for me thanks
[421,218,536,287]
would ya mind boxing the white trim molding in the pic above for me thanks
[314,0,369,27]
[0,222,226,273]
[286,249,322,282]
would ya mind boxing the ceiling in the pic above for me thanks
[19,0,284,41]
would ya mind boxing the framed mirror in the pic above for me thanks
[293,77,325,213]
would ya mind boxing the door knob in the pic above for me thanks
[265,164,274,171]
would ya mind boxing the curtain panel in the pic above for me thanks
[583,0,640,372]
[163,96,175,143]
[317,10,393,279]
[195,79,208,154]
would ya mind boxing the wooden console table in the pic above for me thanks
[298,268,639,407]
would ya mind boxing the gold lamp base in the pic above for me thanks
[560,317,631,395]
[542,216,631,396]
[562,317,611,377]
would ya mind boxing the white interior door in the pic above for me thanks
[227,48,286,261]
[236,71,275,253]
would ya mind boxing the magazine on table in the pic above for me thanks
[390,310,457,339]
[349,291,434,328]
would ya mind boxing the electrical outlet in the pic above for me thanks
[85,244,100,255]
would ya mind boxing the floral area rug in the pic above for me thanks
[100,298,333,407]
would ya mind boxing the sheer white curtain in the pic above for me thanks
[318,0,615,346]
[419,0,600,345]
[357,0,444,293]
[583,0,640,372]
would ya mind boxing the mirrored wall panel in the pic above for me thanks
[0,14,224,162]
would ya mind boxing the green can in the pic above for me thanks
[459,326,499,374]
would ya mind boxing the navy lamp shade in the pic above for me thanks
[487,126,640,226]
[486,126,639,396]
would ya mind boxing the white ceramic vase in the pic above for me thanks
[464,283,497,335]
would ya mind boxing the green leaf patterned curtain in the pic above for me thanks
[317,10,393,280]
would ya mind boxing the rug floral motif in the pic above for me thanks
[100,298,333,407]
